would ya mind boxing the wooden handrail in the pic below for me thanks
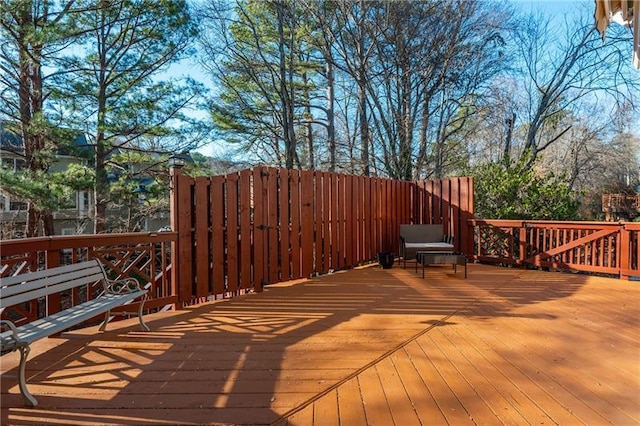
[1,232,177,324]
[467,219,639,279]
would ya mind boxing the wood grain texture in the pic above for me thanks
[2,263,637,425]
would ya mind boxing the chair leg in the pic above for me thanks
[17,344,38,407]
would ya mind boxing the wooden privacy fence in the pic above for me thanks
[171,167,474,304]
[469,220,640,279]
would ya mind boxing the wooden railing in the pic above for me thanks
[0,232,176,325]
[469,220,640,279]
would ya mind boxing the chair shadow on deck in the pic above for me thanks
[1,263,592,425]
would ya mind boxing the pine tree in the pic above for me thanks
[0,0,88,236]
[50,0,201,233]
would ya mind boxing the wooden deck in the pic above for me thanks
[1,263,639,425]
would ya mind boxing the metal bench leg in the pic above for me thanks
[17,344,38,407]
[99,310,111,332]
[99,298,149,332]
[138,295,150,332]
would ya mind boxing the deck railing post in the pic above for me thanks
[620,223,630,279]
[519,223,527,268]
[169,165,181,306]
[45,239,61,316]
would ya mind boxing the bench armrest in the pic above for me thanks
[0,320,21,353]
[104,277,145,295]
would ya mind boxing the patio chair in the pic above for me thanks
[399,224,455,268]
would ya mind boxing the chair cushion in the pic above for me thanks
[405,242,454,251]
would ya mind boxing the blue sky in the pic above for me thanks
[512,0,590,14]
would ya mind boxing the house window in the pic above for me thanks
[9,200,27,211]
[59,193,77,209]
[1,158,26,172]
[79,191,90,211]
[1,158,13,170]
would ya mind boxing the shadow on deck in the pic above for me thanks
[1,263,639,425]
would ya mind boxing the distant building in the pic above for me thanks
[0,124,94,238]
[0,124,174,238]
[602,194,640,222]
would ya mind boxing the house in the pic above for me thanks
[602,193,640,221]
[0,123,94,238]
[0,123,176,238]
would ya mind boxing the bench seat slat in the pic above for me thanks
[0,291,145,349]
[2,267,103,295]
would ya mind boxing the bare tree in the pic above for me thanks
[513,9,640,166]
[198,0,307,169]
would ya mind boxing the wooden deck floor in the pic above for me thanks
[1,263,639,425]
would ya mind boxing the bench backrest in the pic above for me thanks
[0,260,106,310]
[400,224,444,243]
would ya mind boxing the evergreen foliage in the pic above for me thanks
[470,154,581,220]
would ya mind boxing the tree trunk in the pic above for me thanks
[276,2,296,169]
[17,5,49,237]
[302,71,314,170]
[94,18,109,233]
[416,92,431,179]
[503,112,515,164]
[326,60,336,173]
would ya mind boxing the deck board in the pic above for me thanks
[2,263,639,425]
[336,377,367,426]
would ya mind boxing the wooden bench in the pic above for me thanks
[0,259,149,407]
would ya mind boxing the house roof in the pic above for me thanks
[0,123,91,158]
[594,0,639,69]
[0,126,22,154]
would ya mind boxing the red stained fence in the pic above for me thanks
[469,220,640,279]
[172,167,474,305]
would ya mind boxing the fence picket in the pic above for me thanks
[278,169,291,281]
[226,173,239,294]
[239,170,252,290]
[194,177,210,299]
[267,168,279,284]
[211,175,225,296]
[290,170,301,278]
[301,170,315,277]
[252,167,265,292]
